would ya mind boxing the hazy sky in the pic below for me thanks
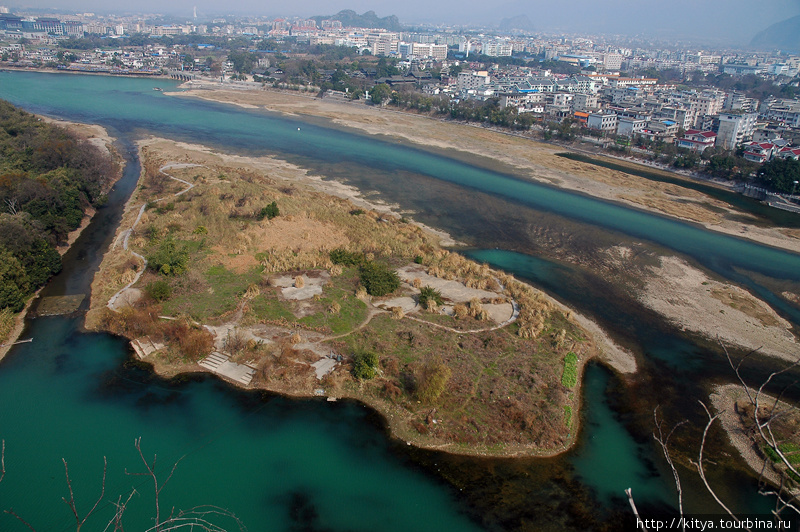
[8,0,800,43]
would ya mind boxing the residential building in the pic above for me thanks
[742,142,778,163]
[457,70,490,93]
[675,130,717,152]
[587,112,618,132]
[716,112,758,149]
[617,117,647,137]
[777,147,800,160]
[572,93,597,112]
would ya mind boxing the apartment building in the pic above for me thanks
[716,112,758,149]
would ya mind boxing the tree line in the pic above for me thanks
[0,100,115,312]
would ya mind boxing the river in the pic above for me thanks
[0,71,797,530]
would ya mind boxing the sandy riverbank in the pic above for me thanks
[640,254,799,362]
[710,384,789,488]
[173,84,800,256]
[0,120,120,363]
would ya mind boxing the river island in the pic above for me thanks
[75,82,800,458]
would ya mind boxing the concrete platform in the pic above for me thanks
[199,351,256,386]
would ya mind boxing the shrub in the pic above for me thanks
[166,321,214,361]
[147,235,189,276]
[145,280,172,301]
[330,248,364,266]
[359,261,400,297]
[418,286,443,310]
[416,360,451,404]
[257,201,279,220]
[352,351,379,380]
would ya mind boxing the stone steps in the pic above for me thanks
[199,352,256,386]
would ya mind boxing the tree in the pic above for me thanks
[257,201,279,220]
[757,158,800,194]
[352,351,379,379]
[147,235,189,276]
[636,342,800,527]
[370,83,391,105]
[1,438,245,531]
[359,261,400,296]
[0,247,29,312]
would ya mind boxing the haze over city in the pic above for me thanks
[6,0,800,43]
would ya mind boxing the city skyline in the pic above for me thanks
[4,0,800,44]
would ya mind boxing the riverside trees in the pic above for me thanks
[0,100,114,316]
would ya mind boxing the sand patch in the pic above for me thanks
[396,265,499,303]
[640,256,798,361]
[108,288,142,311]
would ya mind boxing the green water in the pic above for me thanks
[0,71,797,529]
[0,316,481,531]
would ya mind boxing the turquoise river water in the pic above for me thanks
[0,71,798,530]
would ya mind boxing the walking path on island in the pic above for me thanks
[107,163,199,311]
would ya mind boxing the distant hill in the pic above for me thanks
[311,10,403,32]
[498,14,535,32]
[750,14,800,51]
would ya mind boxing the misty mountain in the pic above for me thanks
[311,10,403,31]
[498,14,535,32]
[750,14,800,51]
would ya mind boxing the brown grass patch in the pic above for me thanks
[710,288,781,327]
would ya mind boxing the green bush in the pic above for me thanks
[257,201,279,220]
[564,405,572,429]
[145,280,172,301]
[561,352,578,389]
[418,285,443,310]
[352,351,379,380]
[329,248,364,266]
[147,235,189,276]
[359,261,400,297]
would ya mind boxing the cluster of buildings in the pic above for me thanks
[439,66,799,156]
[2,9,799,158]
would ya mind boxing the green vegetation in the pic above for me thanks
[564,405,572,429]
[147,235,190,276]
[757,158,800,194]
[329,248,364,266]
[0,100,113,313]
[352,350,379,380]
[561,352,578,389]
[359,261,400,296]
[418,285,444,310]
[257,201,279,220]
[416,359,451,404]
[145,280,172,301]
[764,442,800,465]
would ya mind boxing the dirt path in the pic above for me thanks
[107,163,201,311]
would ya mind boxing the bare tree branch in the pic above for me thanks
[624,488,648,532]
[126,437,186,532]
[61,456,107,531]
[693,400,744,527]
[722,340,800,487]
[653,406,687,529]
[4,509,38,531]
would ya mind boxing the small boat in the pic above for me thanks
[153,87,162,91]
